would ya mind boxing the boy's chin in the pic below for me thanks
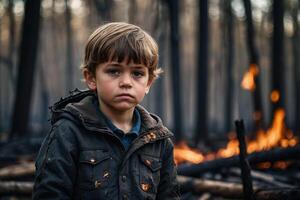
[111,102,136,112]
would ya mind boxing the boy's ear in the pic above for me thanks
[145,77,154,94]
[83,69,97,90]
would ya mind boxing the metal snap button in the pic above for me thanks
[95,180,102,188]
[103,170,110,179]
[141,183,151,192]
[149,132,156,139]
[90,158,96,163]
[145,159,152,166]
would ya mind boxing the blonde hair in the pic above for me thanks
[81,22,162,79]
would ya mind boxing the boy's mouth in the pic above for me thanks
[115,93,135,99]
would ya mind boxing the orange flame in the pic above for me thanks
[241,64,259,91]
[173,141,204,165]
[174,109,298,167]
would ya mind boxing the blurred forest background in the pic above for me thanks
[0,0,299,146]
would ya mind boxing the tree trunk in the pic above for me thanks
[271,0,285,115]
[128,0,138,24]
[0,13,2,131]
[8,0,16,86]
[10,0,42,138]
[292,2,300,135]
[2,0,16,132]
[65,0,73,92]
[224,0,234,133]
[93,0,113,22]
[153,0,165,118]
[243,0,264,130]
[195,0,208,144]
[166,0,183,141]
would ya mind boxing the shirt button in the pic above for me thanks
[121,175,127,182]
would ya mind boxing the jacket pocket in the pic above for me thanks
[78,150,113,191]
[138,153,162,197]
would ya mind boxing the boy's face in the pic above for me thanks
[85,60,153,113]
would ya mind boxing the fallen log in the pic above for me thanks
[0,162,35,180]
[179,175,245,199]
[229,168,294,188]
[0,181,33,195]
[0,155,34,168]
[178,145,300,176]
[178,175,300,200]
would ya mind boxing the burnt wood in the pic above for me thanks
[178,145,300,176]
[236,120,255,200]
[229,168,294,188]
[242,0,264,129]
[0,162,35,180]
[10,0,42,138]
[179,175,300,200]
[0,181,33,195]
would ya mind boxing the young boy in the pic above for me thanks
[33,22,180,200]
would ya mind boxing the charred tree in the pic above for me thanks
[153,0,166,118]
[243,0,264,129]
[128,0,138,24]
[195,0,208,144]
[93,0,113,22]
[224,0,234,133]
[271,0,285,115]
[10,0,42,138]
[235,120,254,200]
[0,11,2,131]
[1,0,16,131]
[65,0,74,91]
[166,0,183,141]
[8,0,16,86]
[292,2,300,135]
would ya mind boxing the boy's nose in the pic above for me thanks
[119,73,132,88]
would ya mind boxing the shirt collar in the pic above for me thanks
[102,108,141,135]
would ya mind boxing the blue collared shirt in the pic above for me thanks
[102,108,141,151]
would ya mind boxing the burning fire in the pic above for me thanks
[174,109,298,165]
[174,141,204,164]
[241,64,259,91]
[175,65,297,167]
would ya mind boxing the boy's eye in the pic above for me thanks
[132,71,145,78]
[106,69,120,76]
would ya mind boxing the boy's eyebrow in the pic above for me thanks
[107,63,122,67]
[107,62,146,69]
[131,66,146,69]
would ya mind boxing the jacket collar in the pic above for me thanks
[101,108,141,135]
[50,89,170,136]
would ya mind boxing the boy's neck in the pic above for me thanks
[99,101,134,134]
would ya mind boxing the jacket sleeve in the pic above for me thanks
[156,138,180,200]
[32,120,79,200]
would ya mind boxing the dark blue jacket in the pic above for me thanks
[32,90,180,200]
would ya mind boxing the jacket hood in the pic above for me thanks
[50,89,167,133]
